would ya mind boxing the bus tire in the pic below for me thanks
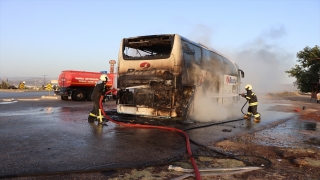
[72,90,86,101]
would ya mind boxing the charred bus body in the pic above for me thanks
[116,34,244,120]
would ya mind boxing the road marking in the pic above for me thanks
[0,101,17,104]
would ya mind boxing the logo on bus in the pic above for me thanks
[225,75,237,85]
[140,62,151,68]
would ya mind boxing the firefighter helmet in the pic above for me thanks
[100,74,109,81]
[245,84,253,90]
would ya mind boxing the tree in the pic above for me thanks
[286,45,320,92]
[0,81,9,89]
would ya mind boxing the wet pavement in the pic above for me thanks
[0,101,186,178]
[0,92,302,178]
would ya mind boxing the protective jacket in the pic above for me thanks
[91,80,105,101]
[245,90,258,106]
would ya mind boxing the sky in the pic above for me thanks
[0,0,320,87]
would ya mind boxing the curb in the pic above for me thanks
[3,99,15,102]
[2,96,59,101]
[17,99,40,101]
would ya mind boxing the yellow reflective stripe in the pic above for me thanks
[246,97,251,99]
[89,113,97,117]
[254,114,260,118]
[249,102,258,106]
[247,112,252,115]
[97,109,103,122]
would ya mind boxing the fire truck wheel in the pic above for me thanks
[71,90,86,101]
[61,96,68,100]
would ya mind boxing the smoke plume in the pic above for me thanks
[186,25,295,122]
[232,26,295,94]
[190,87,243,122]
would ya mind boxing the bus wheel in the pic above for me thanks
[61,96,68,100]
[72,90,86,101]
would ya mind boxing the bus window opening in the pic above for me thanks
[123,35,174,60]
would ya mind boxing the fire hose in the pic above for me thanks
[239,93,248,115]
[99,89,202,180]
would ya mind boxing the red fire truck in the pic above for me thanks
[57,70,117,101]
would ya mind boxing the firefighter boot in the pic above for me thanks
[253,118,261,123]
[88,115,95,123]
[98,121,108,125]
[97,109,108,125]
[88,112,97,123]
[244,114,252,119]
[253,113,261,123]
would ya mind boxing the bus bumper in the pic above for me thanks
[117,105,177,118]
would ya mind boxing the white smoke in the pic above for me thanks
[189,87,243,122]
[231,26,296,94]
[187,24,213,46]
[187,61,244,122]
[184,24,295,122]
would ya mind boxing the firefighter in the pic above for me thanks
[88,74,109,124]
[241,84,261,122]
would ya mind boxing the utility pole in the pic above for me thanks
[42,75,47,86]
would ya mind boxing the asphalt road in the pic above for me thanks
[0,90,50,99]
[0,93,297,178]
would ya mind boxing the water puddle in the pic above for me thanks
[252,119,320,148]
[0,107,56,116]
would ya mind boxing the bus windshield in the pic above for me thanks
[122,35,174,60]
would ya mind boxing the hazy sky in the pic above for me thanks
[1,0,319,84]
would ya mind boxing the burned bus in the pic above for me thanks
[116,34,244,120]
